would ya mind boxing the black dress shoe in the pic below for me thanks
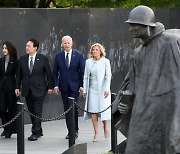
[65,132,78,139]
[5,132,12,138]
[65,134,69,139]
[1,130,6,136]
[75,131,78,139]
[28,133,43,141]
[28,134,38,141]
[37,133,43,137]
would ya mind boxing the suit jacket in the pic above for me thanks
[16,53,53,98]
[53,50,85,92]
[0,57,18,91]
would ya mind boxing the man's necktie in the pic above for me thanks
[29,57,33,74]
[66,53,69,68]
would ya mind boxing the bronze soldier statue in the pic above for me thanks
[114,5,180,154]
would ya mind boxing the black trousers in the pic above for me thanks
[25,90,44,135]
[0,89,17,134]
[61,87,79,133]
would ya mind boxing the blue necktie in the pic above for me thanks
[66,53,69,68]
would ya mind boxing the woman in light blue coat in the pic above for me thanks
[82,43,111,142]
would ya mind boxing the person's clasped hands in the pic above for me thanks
[53,87,59,95]
[104,91,109,98]
[79,87,86,98]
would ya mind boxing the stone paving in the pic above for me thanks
[0,117,126,154]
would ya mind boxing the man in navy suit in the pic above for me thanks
[53,35,85,139]
[15,38,53,141]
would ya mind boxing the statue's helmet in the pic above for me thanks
[126,5,156,27]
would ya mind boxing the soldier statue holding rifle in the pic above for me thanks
[113,5,180,154]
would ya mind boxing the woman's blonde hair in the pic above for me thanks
[88,43,106,58]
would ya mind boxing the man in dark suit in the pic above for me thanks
[15,38,53,141]
[53,35,85,139]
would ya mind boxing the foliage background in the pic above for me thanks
[0,0,180,8]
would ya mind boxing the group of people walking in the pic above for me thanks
[0,35,112,142]
[1,5,180,154]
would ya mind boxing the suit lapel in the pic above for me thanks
[6,60,14,73]
[24,55,30,74]
[69,50,75,68]
[96,58,103,79]
[62,50,75,69]
[62,51,66,67]
[63,50,71,69]
[2,58,5,73]
[32,54,40,74]
[87,58,95,76]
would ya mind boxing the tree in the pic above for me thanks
[0,0,18,7]
[0,0,55,8]
[17,0,35,7]
[0,0,180,8]
[17,0,52,8]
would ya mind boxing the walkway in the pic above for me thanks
[0,117,126,154]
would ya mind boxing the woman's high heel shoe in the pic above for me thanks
[93,138,98,142]
[104,132,109,138]
[93,134,98,142]
[104,129,109,138]
[103,123,109,138]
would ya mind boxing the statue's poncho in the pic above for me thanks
[126,22,180,154]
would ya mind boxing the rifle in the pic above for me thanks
[112,72,134,137]
[112,72,129,114]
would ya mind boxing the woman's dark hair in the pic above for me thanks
[3,41,18,60]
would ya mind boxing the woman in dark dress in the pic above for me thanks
[0,41,18,138]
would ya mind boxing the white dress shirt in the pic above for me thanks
[65,49,72,66]
[29,52,37,69]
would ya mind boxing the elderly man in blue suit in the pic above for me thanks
[53,35,85,139]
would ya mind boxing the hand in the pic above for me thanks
[53,87,59,95]
[15,89,20,96]
[83,93,87,99]
[104,91,109,98]
[47,89,53,94]
[79,87,83,96]
[118,102,129,114]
